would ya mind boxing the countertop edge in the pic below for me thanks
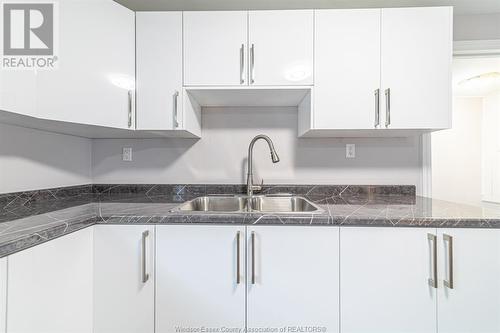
[2,204,500,257]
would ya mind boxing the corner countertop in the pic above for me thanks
[2,184,500,258]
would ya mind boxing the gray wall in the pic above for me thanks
[454,13,500,41]
[92,107,423,192]
[0,123,92,194]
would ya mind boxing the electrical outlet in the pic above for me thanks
[122,147,132,161]
[346,144,356,158]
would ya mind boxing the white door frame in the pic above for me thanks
[420,133,432,198]
[421,39,500,198]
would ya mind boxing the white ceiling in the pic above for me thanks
[453,56,500,96]
[114,0,500,14]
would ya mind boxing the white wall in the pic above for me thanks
[432,97,483,206]
[0,123,92,194]
[482,92,500,203]
[92,107,423,191]
[454,13,500,41]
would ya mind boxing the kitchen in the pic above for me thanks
[1,0,500,332]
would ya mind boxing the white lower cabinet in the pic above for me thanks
[0,258,6,333]
[340,227,437,333]
[2,224,500,333]
[247,226,340,332]
[156,225,339,333]
[6,227,93,333]
[94,225,155,333]
[437,229,500,333]
[155,225,246,333]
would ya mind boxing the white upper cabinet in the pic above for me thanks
[303,6,452,136]
[183,10,313,87]
[248,10,313,86]
[136,12,183,131]
[0,71,37,118]
[1,5,452,137]
[247,226,339,332]
[437,229,500,333]
[381,7,452,129]
[341,227,437,333]
[94,225,155,333]
[36,0,135,129]
[136,12,201,137]
[183,11,248,86]
[314,9,381,130]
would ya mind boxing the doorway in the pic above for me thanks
[431,55,500,206]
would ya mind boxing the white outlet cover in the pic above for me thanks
[346,144,356,159]
[122,147,133,161]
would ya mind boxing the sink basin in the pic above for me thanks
[249,196,320,213]
[176,196,247,212]
[174,195,323,214]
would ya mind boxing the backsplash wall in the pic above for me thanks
[0,123,92,194]
[92,107,423,194]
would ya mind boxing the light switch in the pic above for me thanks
[346,144,355,158]
[122,147,132,161]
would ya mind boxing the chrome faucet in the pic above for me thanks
[246,135,280,197]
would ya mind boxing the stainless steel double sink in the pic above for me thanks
[173,195,323,214]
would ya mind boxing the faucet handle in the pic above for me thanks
[252,179,264,193]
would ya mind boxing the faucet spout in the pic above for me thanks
[246,135,280,197]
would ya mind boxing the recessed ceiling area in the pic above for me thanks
[113,0,500,14]
[453,56,500,96]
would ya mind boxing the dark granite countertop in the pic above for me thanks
[2,184,500,258]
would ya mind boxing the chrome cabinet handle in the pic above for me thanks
[443,234,454,289]
[236,231,241,284]
[173,91,179,128]
[374,89,380,128]
[385,88,391,127]
[250,44,255,84]
[240,44,245,84]
[141,230,149,283]
[251,231,256,284]
[127,90,133,128]
[428,233,437,288]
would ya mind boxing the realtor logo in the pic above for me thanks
[1,2,58,69]
[3,3,54,55]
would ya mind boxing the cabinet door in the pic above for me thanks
[248,10,313,86]
[136,12,182,130]
[381,7,452,129]
[0,71,37,118]
[314,9,381,129]
[94,225,155,333]
[7,227,93,333]
[0,258,6,333]
[340,227,437,333]
[437,229,500,333]
[247,226,339,333]
[36,0,135,129]
[183,11,247,86]
[156,225,245,333]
